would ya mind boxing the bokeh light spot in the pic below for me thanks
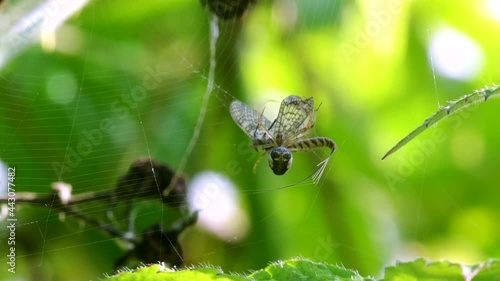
[46,70,78,105]
[428,27,484,80]
[187,171,249,240]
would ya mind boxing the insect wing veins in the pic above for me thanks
[271,95,315,142]
[230,100,273,141]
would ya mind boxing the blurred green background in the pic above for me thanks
[1,0,500,280]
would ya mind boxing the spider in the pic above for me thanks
[230,95,336,183]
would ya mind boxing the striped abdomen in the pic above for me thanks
[289,137,336,154]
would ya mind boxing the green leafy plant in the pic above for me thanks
[104,258,500,281]
[383,85,500,159]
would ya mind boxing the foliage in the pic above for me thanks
[105,258,500,281]
[383,85,500,159]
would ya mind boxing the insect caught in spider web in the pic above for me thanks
[230,95,336,184]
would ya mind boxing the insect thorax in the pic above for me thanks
[274,133,285,146]
[251,133,274,149]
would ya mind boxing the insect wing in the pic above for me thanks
[293,102,315,140]
[271,95,314,139]
[230,99,272,139]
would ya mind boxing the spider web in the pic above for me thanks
[0,2,342,279]
[1,1,496,281]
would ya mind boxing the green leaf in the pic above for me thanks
[104,259,500,281]
[466,260,500,281]
[105,264,248,281]
[105,259,374,281]
[382,259,500,281]
[382,85,500,160]
[248,258,374,281]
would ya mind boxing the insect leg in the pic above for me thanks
[253,150,268,174]
[257,107,275,140]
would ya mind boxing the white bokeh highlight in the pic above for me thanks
[187,171,249,240]
[484,0,500,21]
[0,160,7,194]
[428,27,484,81]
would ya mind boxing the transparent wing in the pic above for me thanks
[270,95,315,140]
[230,99,273,139]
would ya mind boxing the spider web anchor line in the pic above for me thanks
[171,14,219,187]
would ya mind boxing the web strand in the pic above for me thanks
[173,14,219,183]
